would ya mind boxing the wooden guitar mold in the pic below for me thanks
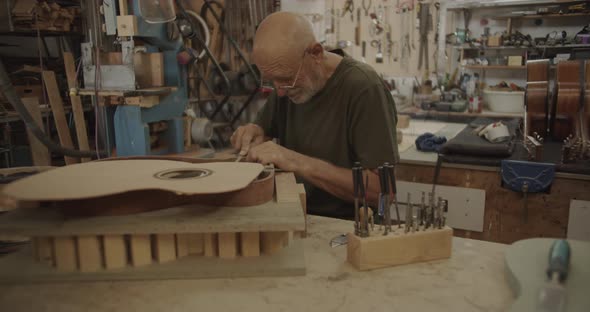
[2,159,274,216]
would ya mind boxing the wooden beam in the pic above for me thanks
[175,234,189,258]
[103,235,127,269]
[42,71,78,165]
[187,233,204,255]
[76,235,102,272]
[152,234,176,263]
[53,236,77,271]
[261,231,288,255]
[218,232,238,259]
[204,233,218,257]
[63,52,91,162]
[22,97,51,166]
[34,236,54,265]
[129,234,152,267]
[118,0,129,15]
[240,232,260,257]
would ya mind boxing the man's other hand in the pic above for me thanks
[230,123,266,156]
[247,141,302,172]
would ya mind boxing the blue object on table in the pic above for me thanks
[415,133,447,152]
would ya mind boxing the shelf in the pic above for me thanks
[0,29,83,37]
[400,107,523,119]
[454,44,590,50]
[493,13,590,20]
[78,87,178,97]
[463,65,526,70]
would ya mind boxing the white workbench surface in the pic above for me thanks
[398,120,466,165]
[0,216,513,312]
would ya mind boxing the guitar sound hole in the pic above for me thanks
[154,168,212,180]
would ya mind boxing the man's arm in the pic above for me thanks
[246,141,382,206]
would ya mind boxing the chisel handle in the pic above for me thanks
[378,166,389,194]
[547,239,571,283]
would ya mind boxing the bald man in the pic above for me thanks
[231,12,398,218]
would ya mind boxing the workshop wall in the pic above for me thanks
[282,0,440,78]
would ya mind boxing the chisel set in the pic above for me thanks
[352,162,448,237]
[348,162,453,271]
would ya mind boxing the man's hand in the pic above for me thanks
[230,123,266,156]
[247,141,303,173]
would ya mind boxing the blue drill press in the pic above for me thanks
[81,0,187,156]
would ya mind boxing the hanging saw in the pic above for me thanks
[417,1,432,73]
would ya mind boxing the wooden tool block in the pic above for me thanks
[175,234,189,258]
[261,231,289,255]
[53,236,77,271]
[116,15,137,37]
[129,234,152,267]
[347,226,453,271]
[76,235,102,272]
[152,234,176,263]
[34,237,53,265]
[218,232,238,259]
[240,232,260,257]
[187,233,204,255]
[204,233,218,257]
[103,235,127,269]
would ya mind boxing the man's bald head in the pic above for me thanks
[252,12,317,69]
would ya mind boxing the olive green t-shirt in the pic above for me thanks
[255,52,399,218]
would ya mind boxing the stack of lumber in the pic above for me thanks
[12,0,80,32]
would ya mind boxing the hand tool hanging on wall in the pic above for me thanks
[372,39,383,63]
[398,0,413,71]
[355,8,361,46]
[417,1,432,72]
[363,0,372,17]
[342,0,354,22]
[362,40,366,63]
[433,2,441,73]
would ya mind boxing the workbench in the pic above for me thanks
[396,119,590,244]
[0,215,512,312]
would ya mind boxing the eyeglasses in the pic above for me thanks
[274,50,308,90]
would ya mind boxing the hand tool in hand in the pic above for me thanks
[342,0,354,22]
[352,162,362,236]
[536,239,570,312]
[378,166,391,235]
[385,163,401,228]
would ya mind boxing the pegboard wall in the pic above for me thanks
[282,0,440,78]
